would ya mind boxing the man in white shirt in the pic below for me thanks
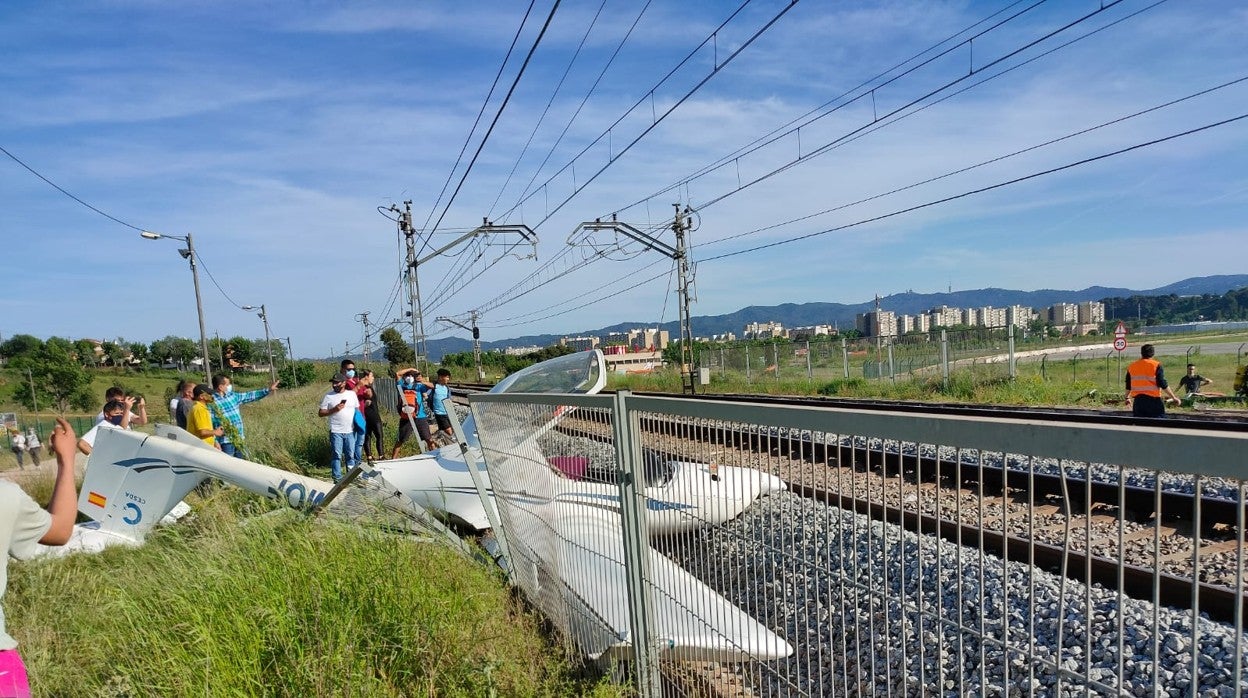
[318,373,359,483]
[2,418,79,696]
[92,387,146,428]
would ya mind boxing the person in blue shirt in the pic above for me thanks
[390,368,435,458]
[430,368,455,445]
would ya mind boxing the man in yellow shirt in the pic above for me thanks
[187,384,224,448]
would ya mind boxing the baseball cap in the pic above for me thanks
[331,373,347,383]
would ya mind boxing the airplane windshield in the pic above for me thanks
[460,350,606,448]
[489,349,606,395]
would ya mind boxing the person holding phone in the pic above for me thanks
[318,373,359,482]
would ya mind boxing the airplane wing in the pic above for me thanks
[509,509,792,662]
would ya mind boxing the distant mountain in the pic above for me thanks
[423,275,1248,360]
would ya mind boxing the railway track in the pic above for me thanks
[529,395,1246,628]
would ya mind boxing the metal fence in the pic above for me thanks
[695,328,1122,387]
[469,390,1248,696]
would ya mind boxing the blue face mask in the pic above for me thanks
[346,369,356,378]
[107,414,124,426]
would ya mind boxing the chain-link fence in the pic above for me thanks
[469,389,1248,697]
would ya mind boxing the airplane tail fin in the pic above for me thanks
[78,427,209,544]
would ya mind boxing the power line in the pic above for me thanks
[483,109,1248,334]
[692,0,1163,215]
[416,0,537,255]
[423,0,563,246]
[613,0,1047,217]
[458,1,797,317]
[0,143,144,231]
[699,112,1248,263]
[502,0,655,222]
[486,0,610,220]
[193,250,247,310]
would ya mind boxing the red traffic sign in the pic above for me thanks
[1114,320,1127,339]
[1113,337,1127,352]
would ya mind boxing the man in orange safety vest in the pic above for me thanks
[1125,343,1180,418]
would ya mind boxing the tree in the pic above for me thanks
[128,341,150,365]
[0,334,43,361]
[170,337,199,368]
[74,338,99,367]
[225,336,255,366]
[100,340,122,366]
[11,343,95,412]
[380,327,415,367]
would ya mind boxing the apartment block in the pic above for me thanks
[856,310,898,338]
[559,336,600,351]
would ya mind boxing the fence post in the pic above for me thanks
[887,341,896,384]
[1072,353,1081,382]
[609,390,660,697]
[773,339,780,383]
[806,340,812,380]
[720,347,725,377]
[841,338,849,379]
[745,347,751,382]
[1041,354,1048,381]
[1008,324,1017,379]
[940,330,950,388]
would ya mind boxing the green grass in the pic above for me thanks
[7,490,616,696]
[4,369,622,696]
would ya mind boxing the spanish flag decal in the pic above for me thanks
[87,491,107,508]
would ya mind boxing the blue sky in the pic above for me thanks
[2,0,1245,358]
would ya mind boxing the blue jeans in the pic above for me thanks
[329,431,357,482]
[220,442,244,459]
[353,425,365,463]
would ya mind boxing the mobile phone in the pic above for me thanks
[339,399,347,405]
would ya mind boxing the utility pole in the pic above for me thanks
[673,205,696,394]
[573,206,697,394]
[437,310,485,382]
[356,312,372,366]
[285,337,297,388]
[390,205,538,371]
[391,200,427,369]
[242,304,277,383]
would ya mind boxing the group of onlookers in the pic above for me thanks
[319,359,455,482]
[5,428,42,470]
[166,376,279,453]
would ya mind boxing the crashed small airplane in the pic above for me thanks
[59,349,792,661]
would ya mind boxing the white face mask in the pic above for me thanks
[225,384,234,395]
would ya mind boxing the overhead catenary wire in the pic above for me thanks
[613,0,1047,217]
[416,0,538,257]
[501,0,655,222]
[482,110,1248,333]
[477,0,1156,322]
[422,0,563,251]
[485,0,610,220]
[699,72,1248,251]
[699,112,1248,263]
[432,0,1181,337]
[450,0,793,317]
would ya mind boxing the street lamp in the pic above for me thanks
[241,304,277,383]
[141,231,211,384]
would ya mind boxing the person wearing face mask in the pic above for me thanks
[318,373,360,482]
[356,370,385,461]
[390,368,435,459]
[185,385,225,448]
[340,360,358,390]
[76,399,132,455]
[209,374,279,458]
[93,386,146,428]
